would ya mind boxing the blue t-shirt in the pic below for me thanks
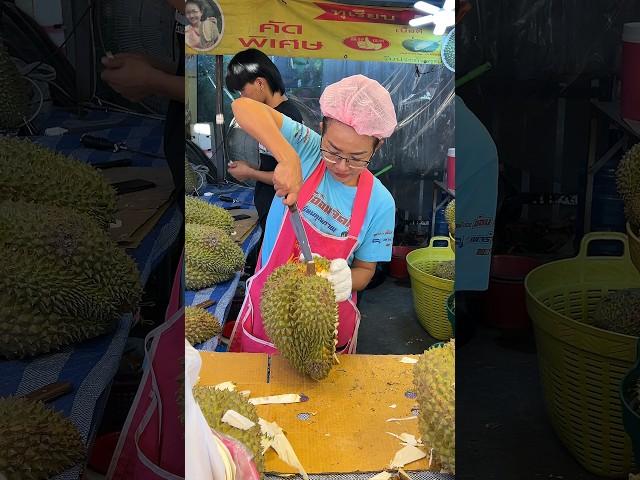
[455,95,499,291]
[261,116,395,265]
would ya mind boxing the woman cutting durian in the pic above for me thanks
[228,75,397,354]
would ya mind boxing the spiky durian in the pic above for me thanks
[261,258,338,380]
[434,260,455,280]
[185,159,199,194]
[617,144,640,232]
[193,386,264,475]
[0,137,117,228]
[592,289,640,336]
[445,200,455,236]
[185,306,221,345]
[185,196,234,235]
[0,200,142,358]
[185,223,245,290]
[0,41,29,129]
[0,396,85,479]
[413,340,455,473]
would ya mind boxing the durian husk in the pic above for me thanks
[0,200,142,359]
[413,340,455,473]
[193,386,264,475]
[185,306,221,345]
[0,137,117,228]
[185,196,234,235]
[617,144,640,234]
[592,289,640,336]
[185,223,245,290]
[0,396,86,479]
[261,259,338,380]
[0,41,29,129]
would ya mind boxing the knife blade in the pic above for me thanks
[288,204,315,275]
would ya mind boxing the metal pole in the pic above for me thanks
[214,54,227,181]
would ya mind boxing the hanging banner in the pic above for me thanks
[185,0,445,64]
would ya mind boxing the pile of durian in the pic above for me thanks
[0,139,142,359]
[413,340,455,473]
[445,199,455,236]
[617,143,640,235]
[415,259,455,281]
[185,196,245,290]
[0,40,29,130]
[261,257,339,380]
[590,289,640,336]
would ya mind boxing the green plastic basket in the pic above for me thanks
[628,222,640,274]
[446,292,455,331]
[525,232,640,477]
[621,339,640,472]
[407,236,455,340]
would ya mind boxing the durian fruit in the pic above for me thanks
[592,289,640,336]
[185,306,221,345]
[185,196,234,235]
[0,137,117,228]
[193,386,264,474]
[0,200,142,358]
[617,143,640,232]
[434,260,455,280]
[445,200,455,236]
[0,41,29,129]
[261,258,339,380]
[185,159,199,194]
[413,340,455,473]
[185,223,245,290]
[0,396,85,479]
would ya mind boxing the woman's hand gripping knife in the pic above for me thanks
[231,97,302,206]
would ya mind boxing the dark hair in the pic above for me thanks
[185,0,206,19]
[225,48,286,95]
[321,116,380,149]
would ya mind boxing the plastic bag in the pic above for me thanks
[184,339,260,480]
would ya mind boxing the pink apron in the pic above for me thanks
[229,161,373,354]
[107,252,185,479]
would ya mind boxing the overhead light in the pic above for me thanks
[410,0,455,35]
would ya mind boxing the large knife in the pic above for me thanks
[288,204,315,275]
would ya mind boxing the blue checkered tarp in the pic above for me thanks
[185,184,262,352]
[0,108,182,480]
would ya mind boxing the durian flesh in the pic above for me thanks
[261,258,338,380]
[0,396,85,480]
[0,137,117,228]
[185,306,221,345]
[0,200,142,359]
[185,223,245,290]
[185,196,234,235]
[413,340,455,473]
[592,289,640,336]
[193,386,264,474]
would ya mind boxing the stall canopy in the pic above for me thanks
[186,0,447,64]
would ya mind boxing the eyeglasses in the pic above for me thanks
[319,138,374,170]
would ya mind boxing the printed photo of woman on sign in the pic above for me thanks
[185,0,224,51]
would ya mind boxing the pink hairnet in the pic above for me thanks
[319,74,397,139]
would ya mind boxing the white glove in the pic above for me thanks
[299,253,352,302]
